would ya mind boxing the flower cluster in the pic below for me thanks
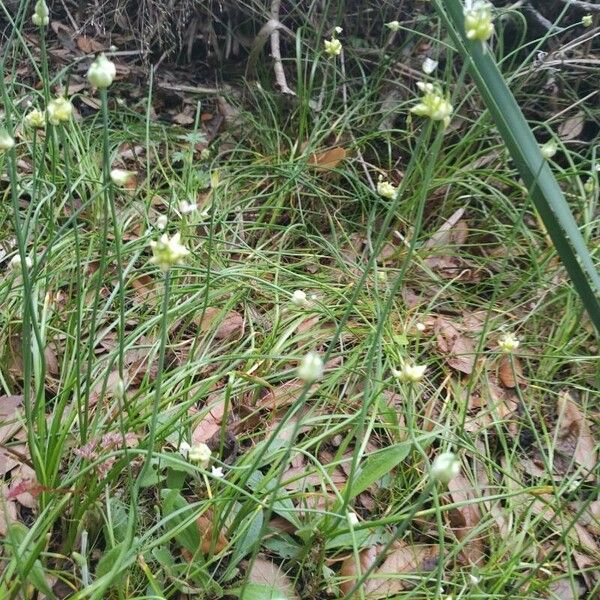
[47,97,73,125]
[464,0,494,43]
[149,232,190,272]
[498,332,519,353]
[298,351,324,382]
[324,26,343,57]
[377,179,397,199]
[32,0,49,26]
[410,82,453,128]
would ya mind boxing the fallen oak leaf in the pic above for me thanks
[339,542,439,597]
[307,146,346,170]
[246,555,299,600]
[447,474,485,566]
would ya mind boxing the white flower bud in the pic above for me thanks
[291,289,310,308]
[87,54,117,89]
[178,200,197,215]
[540,139,557,160]
[110,168,137,188]
[582,15,593,28]
[422,57,439,75]
[156,215,168,230]
[10,254,33,271]
[211,466,225,478]
[393,363,427,383]
[386,21,401,32]
[0,129,15,151]
[298,351,324,382]
[431,452,460,484]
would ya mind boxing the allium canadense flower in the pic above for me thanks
[393,363,427,383]
[188,443,211,467]
[377,180,397,199]
[149,232,190,272]
[24,108,45,129]
[582,15,593,28]
[47,97,73,125]
[464,0,494,43]
[431,452,461,484]
[386,21,401,32]
[298,351,324,382]
[410,82,453,128]
[498,332,519,353]
[324,38,342,57]
[540,139,558,160]
[87,53,117,89]
[32,1,49,26]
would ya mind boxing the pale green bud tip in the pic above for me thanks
[324,38,342,57]
[582,15,593,28]
[386,20,401,32]
[47,97,73,125]
[392,363,427,383]
[188,443,211,467]
[298,351,324,382]
[0,129,15,151]
[431,452,460,484]
[32,0,49,26]
[540,140,557,159]
[464,0,494,42]
[377,180,397,199]
[87,53,117,89]
[149,232,190,271]
[498,333,519,353]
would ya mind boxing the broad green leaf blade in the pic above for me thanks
[346,443,411,499]
[436,0,600,334]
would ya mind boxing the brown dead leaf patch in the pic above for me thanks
[339,542,438,597]
[447,474,485,565]
[197,511,229,554]
[246,555,299,599]
[554,391,597,480]
[435,318,477,374]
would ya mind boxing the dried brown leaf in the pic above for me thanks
[197,511,229,554]
[555,391,597,479]
[558,112,585,141]
[435,318,476,374]
[0,395,23,444]
[192,397,225,444]
[307,147,346,169]
[447,474,485,565]
[340,543,438,597]
[196,307,244,340]
[76,35,105,53]
[247,556,299,599]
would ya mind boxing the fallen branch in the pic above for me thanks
[270,0,295,95]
